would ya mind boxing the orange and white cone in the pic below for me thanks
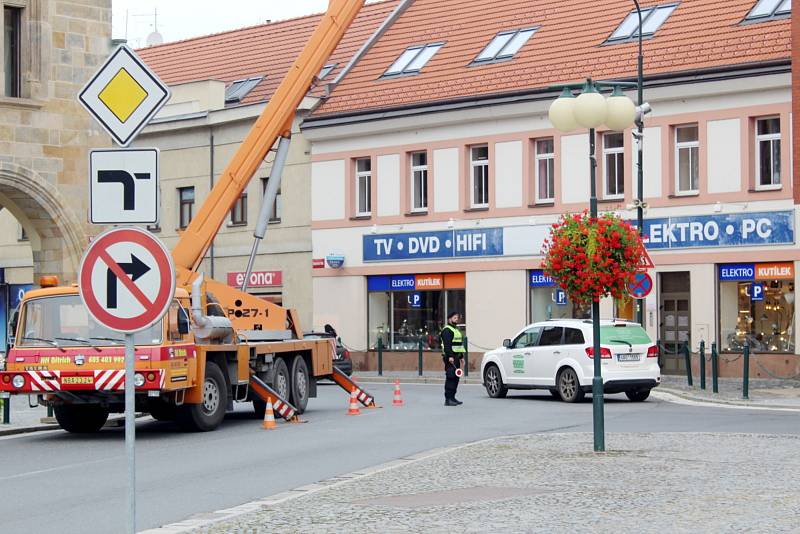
[262,399,277,430]
[347,388,361,416]
[392,380,404,406]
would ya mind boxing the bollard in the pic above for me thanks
[464,336,469,377]
[742,345,750,400]
[47,404,53,418]
[711,341,719,394]
[417,338,423,377]
[699,340,706,390]
[2,396,9,424]
[377,337,383,377]
[683,341,693,386]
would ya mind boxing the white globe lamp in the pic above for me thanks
[573,82,607,129]
[605,86,636,131]
[548,88,578,132]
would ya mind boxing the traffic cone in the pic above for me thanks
[262,399,277,430]
[346,388,361,416]
[392,380,404,406]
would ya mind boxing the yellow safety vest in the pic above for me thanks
[442,324,466,354]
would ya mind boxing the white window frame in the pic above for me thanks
[410,151,428,213]
[755,117,782,191]
[674,125,699,195]
[534,138,555,203]
[602,133,625,199]
[470,145,489,208]
[355,158,372,216]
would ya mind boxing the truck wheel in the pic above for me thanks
[177,362,227,432]
[290,355,309,414]
[273,358,291,402]
[54,404,109,433]
[148,400,176,421]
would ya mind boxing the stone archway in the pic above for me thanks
[0,161,87,284]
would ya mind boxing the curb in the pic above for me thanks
[0,413,147,438]
[656,386,800,411]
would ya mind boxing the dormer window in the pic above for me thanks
[744,0,791,21]
[607,3,677,43]
[225,76,263,104]
[383,43,444,77]
[473,27,538,64]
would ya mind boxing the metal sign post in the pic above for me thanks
[124,333,135,534]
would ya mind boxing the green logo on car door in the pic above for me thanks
[512,354,524,374]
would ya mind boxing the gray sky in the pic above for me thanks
[112,1,332,48]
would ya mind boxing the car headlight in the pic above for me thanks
[133,373,145,387]
[12,375,25,389]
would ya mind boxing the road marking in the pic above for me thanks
[652,390,800,413]
[0,456,116,481]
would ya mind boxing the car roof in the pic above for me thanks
[525,319,643,329]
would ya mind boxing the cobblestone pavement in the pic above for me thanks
[193,433,800,533]
[660,375,800,407]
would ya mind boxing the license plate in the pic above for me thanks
[62,376,94,385]
[617,354,641,362]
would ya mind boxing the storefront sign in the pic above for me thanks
[748,283,764,301]
[415,274,443,289]
[408,292,422,308]
[227,271,282,288]
[639,211,793,250]
[529,270,555,287]
[9,284,32,309]
[719,262,794,281]
[553,288,568,305]
[363,228,503,262]
[368,273,464,292]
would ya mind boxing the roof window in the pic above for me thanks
[225,76,263,104]
[607,3,677,43]
[318,63,336,80]
[473,27,538,64]
[744,0,791,21]
[383,43,444,77]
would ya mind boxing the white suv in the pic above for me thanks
[481,319,660,402]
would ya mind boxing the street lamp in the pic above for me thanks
[548,78,646,452]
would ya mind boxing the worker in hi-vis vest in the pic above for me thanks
[440,311,465,406]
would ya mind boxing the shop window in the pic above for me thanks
[470,145,489,208]
[368,274,466,351]
[355,157,371,216]
[718,263,794,353]
[614,297,636,321]
[675,125,699,194]
[534,138,555,203]
[529,270,591,323]
[230,193,247,226]
[755,117,781,190]
[4,6,21,98]
[178,186,194,229]
[410,151,428,212]
[602,132,624,199]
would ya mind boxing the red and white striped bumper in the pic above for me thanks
[0,370,164,393]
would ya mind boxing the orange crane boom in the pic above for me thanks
[172,0,365,285]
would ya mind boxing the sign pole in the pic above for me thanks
[125,332,136,534]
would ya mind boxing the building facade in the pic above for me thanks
[305,0,797,377]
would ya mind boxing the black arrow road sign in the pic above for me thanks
[106,254,151,308]
[98,170,151,210]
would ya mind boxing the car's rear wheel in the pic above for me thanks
[483,364,508,398]
[557,367,584,403]
[625,389,651,402]
[54,404,109,433]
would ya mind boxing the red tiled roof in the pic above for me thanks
[312,0,791,117]
[137,1,399,107]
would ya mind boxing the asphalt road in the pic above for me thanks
[0,382,797,534]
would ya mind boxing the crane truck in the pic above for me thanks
[0,0,375,432]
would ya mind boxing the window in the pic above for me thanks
[755,117,781,189]
[473,27,538,63]
[178,187,194,229]
[603,132,625,198]
[718,263,794,353]
[512,326,541,348]
[675,125,699,194]
[355,158,371,216]
[18,224,28,242]
[535,138,555,203]
[230,193,247,225]
[384,43,443,76]
[410,151,428,212]
[4,7,21,97]
[607,3,677,42]
[537,326,563,346]
[318,63,336,80]
[470,145,489,208]
[367,274,466,351]
[261,177,281,223]
[225,76,263,104]
[745,0,791,21]
[529,270,592,323]
[563,328,585,345]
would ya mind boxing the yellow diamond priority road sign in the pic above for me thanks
[79,44,170,147]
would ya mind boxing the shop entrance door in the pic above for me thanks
[659,272,690,355]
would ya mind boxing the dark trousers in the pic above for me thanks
[443,357,461,400]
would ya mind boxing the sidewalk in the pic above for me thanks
[353,371,800,409]
[185,432,800,533]
[0,396,56,436]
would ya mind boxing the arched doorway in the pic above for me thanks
[0,161,87,284]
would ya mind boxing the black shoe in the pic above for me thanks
[453,399,463,405]
[444,399,459,406]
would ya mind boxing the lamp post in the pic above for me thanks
[633,0,646,327]
[549,78,646,452]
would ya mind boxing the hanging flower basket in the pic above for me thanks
[543,211,646,304]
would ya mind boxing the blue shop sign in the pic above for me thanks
[408,292,423,308]
[638,211,793,250]
[363,228,503,262]
[367,275,417,291]
[719,264,756,281]
[9,284,32,309]
[530,270,556,287]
